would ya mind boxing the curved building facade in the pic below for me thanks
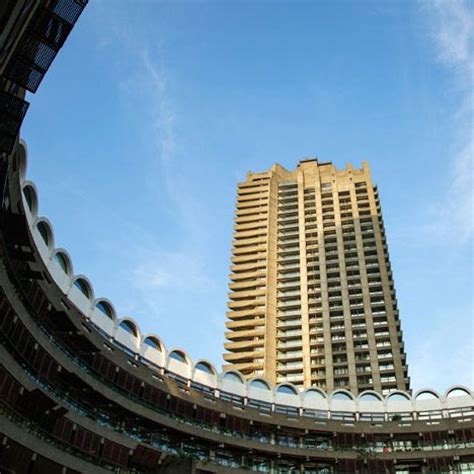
[0,2,473,473]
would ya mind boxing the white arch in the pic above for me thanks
[219,370,246,398]
[90,298,116,336]
[275,383,300,408]
[220,370,245,384]
[385,390,411,402]
[330,389,355,413]
[140,334,166,368]
[414,388,441,400]
[166,348,192,379]
[445,385,473,410]
[275,383,298,395]
[115,317,141,353]
[194,359,217,376]
[248,377,272,403]
[302,388,328,410]
[331,389,354,401]
[49,248,74,294]
[414,389,442,413]
[385,390,413,413]
[71,275,94,300]
[141,334,165,352]
[193,359,218,389]
[52,248,73,274]
[445,385,472,398]
[32,217,54,262]
[116,317,140,337]
[68,275,94,316]
[21,181,38,219]
[358,390,384,414]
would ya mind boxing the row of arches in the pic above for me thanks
[17,144,473,416]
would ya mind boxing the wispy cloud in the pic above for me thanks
[90,5,217,317]
[419,0,473,244]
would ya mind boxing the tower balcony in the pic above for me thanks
[226,318,263,330]
[225,328,265,341]
[226,308,265,319]
[223,350,264,363]
[224,339,263,351]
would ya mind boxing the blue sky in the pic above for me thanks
[22,0,472,392]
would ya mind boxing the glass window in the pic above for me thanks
[119,320,137,336]
[96,301,113,319]
[195,361,214,374]
[223,372,243,384]
[37,221,50,245]
[169,350,186,363]
[73,279,90,298]
[144,337,161,350]
[54,252,69,273]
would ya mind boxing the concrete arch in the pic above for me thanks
[141,334,165,353]
[116,317,140,338]
[358,390,383,402]
[193,359,218,389]
[330,390,356,413]
[52,248,73,276]
[90,298,117,336]
[330,389,354,401]
[68,275,94,316]
[385,390,411,402]
[71,275,94,301]
[248,377,272,403]
[49,248,74,294]
[414,389,442,413]
[358,390,384,414]
[445,385,472,398]
[194,359,217,376]
[22,181,38,218]
[275,383,300,408]
[302,388,328,410]
[166,348,192,379]
[385,390,413,414]
[414,389,441,401]
[304,388,327,399]
[115,317,141,353]
[167,348,190,364]
[220,370,245,384]
[275,383,298,395]
[140,335,166,368]
[94,298,116,321]
[33,217,55,262]
[248,378,271,390]
[34,217,54,247]
[219,370,246,398]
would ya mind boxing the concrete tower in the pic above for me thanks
[224,158,409,395]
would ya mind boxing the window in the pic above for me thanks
[54,252,69,273]
[143,337,161,350]
[119,320,137,336]
[23,185,35,212]
[73,278,90,298]
[169,350,187,363]
[195,361,214,374]
[96,301,113,319]
[37,221,50,245]
[332,391,352,401]
[223,372,243,384]
[250,379,270,390]
[277,384,297,395]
